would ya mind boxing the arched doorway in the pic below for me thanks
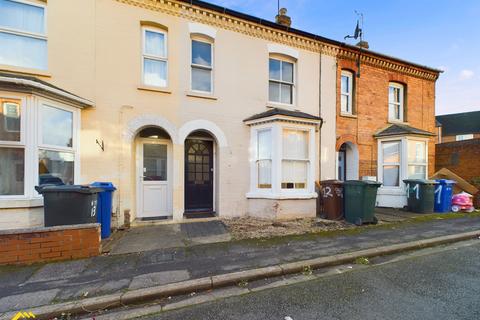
[337,142,359,181]
[184,130,216,218]
[135,126,173,220]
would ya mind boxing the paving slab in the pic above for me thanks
[0,289,59,313]
[25,259,90,284]
[129,270,190,290]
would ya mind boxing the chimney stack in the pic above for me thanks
[276,8,291,27]
[356,40,370,49]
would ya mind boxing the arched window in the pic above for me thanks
[341,70,354,114]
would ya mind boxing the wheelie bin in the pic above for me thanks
[91,182,117,239]
[434,179,456,213]
[36,185,102,227]
[319,180,344,220]
[343,180,382,225]
[403,179,437,213]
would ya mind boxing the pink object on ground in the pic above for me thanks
[451,193,475,213]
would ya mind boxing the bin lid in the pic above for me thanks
[320,179,344,185]
[344,180,382,186]
[91,182,117,191]
[36,185,103,194]
[435,179,457,185]
[403,179,438,185]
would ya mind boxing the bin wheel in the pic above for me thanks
[466,207,475,213]
[355,218,363,226]
[372,216,379,225]
[451,205,460,213]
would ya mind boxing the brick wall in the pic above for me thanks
[440,133,480,143]
[0,224,101,265]
[336,56,437,178]
[436,139,480,188]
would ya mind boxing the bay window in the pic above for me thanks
[381,141,401,187]
[142,27,168,87]
[378,137,428,188]
[257,129,272,189]
[0,0,47,70]
[282,129,308,189]
[269,58,295,105]
[407,140,427,179]
[246,115,319,199]
[388,83,404,122]
[0,95,78,202]
[191,39,213,93]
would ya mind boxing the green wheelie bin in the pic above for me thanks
[403,179,437,213]
[344,180,382,226]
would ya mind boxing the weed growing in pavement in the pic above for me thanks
[354,257,370,265]
[237,279,249,288]
[302,265,313,275]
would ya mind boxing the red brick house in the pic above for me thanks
[335,48,441,207]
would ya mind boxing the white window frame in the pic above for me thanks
[456,134,473,141]
[268,57,296,107]
[0,95,27,199]
[379,139,402,189]
[341,70,354,114]
[256,128,272,190]
[407,139,427,180]
[388,83,404,122]
[36,99,80,195]
[247,122,316,199]
[141,26,168,88]
[0,94,80,203]
[190,37,214,94]
[281,127,310,191]
[0,0,48,70]
[377,136,429,193]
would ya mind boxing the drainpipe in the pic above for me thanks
[318,50,323,182]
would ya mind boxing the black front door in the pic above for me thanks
[185,139,214,213]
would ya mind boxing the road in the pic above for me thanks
[140,241,480,320]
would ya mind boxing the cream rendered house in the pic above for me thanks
[0,0,341,230]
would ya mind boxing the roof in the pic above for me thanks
[374,123,436,138]
[243,108,322,123]
[177,0,442,75]
[436,111,480,136]
[0,72,93,108]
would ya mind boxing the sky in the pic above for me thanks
[208,0,480,115]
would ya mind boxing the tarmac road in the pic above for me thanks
[140,241,480,320]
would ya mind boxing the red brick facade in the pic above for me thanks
[336,53,438,178]
[436,139,480,189]
[0,224,100,265]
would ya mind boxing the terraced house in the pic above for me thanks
[0,0,440,230]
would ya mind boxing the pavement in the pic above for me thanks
[138,240,480,320]
[1,215,480,318]
[105,221,231,255]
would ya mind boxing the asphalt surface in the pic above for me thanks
[142,241,480,320]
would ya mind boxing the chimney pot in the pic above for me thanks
[276,7,292,27]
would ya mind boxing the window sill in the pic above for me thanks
[0,64,51,78]
[388,119,409,125]
[340,113,357,119]
[138,85,172,94]
[246,192,318,200]
[0,198,43,209]
[266,102,296,110]
[186,91,218,100]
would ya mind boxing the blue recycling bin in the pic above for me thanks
[91,182,116,239]
[434,179,456,213]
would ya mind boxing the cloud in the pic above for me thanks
[459,69,474,80]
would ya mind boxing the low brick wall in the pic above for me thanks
[0,223,101,265]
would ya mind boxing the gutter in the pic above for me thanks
[0,76,94,108]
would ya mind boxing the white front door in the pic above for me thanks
[137,140,172,218]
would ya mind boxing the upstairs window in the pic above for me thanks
[341,70,354,114]
[269,58,294,105]
[0,0,47,70]
[388,83,405,122]
[456,134,473,141]
[142,28,168,87]
[191,39,213,93]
